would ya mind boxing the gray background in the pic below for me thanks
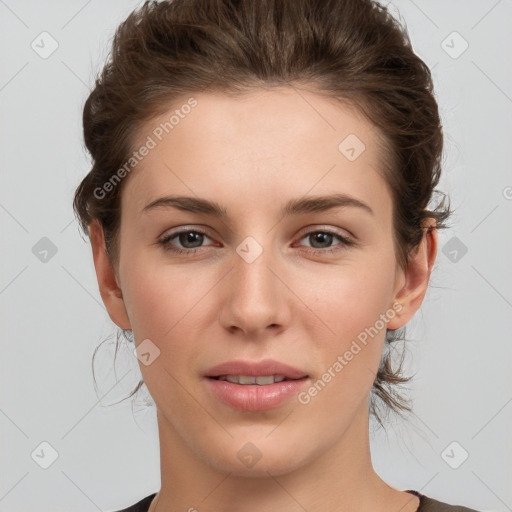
[1,1,511,511]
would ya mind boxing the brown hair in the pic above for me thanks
[73,0,450,426]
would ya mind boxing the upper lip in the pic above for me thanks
[205,359,308,380]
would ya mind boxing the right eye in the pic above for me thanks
[158,229,214,255]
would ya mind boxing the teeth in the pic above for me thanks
[226,375,244,384]
[217,375,288,385]
[255,375,274,385]
[239,375,257,384]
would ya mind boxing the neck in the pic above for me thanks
[149,401,419,512]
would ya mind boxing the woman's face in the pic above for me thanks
[110,87,411,476]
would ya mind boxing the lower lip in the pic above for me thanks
[206,377,308,412]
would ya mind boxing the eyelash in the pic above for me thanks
[157,228,355,256]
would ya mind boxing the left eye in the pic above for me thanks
[298,231,348,249]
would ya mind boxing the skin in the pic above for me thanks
[89,86,437,512]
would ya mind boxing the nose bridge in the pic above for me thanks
[234,233,278,301]
[220,232,287,333]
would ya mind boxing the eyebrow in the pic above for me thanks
[141,193,374,217]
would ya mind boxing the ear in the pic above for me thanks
[89,219,131,330]
[387,218,438,330]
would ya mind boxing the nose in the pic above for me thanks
[217,240,291,338]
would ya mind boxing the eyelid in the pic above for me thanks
[295,224,355,242]
[159,225,212,238]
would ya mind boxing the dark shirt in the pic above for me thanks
[112,490,480,512]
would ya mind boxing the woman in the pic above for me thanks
[73,0,479,510]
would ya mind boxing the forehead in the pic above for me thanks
[123,87,392,222]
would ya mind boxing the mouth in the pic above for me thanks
[204,360,309,411]
[209,375,300,385]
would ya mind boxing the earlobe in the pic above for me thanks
[387,219,438,330]
[89,219,131,330]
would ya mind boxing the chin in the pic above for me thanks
[199,435,315,478]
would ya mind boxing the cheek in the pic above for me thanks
[296,250,397,398]
[120,258,215,407]
[120,251,221,366]
[304,252,398,344]
[124,266,212,333]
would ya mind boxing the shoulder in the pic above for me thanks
[111,493,157,512]
[410,491,481,512]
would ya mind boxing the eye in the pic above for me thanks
[157,227,355,256]
[158,228,213,255]
[296,229,355,255]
